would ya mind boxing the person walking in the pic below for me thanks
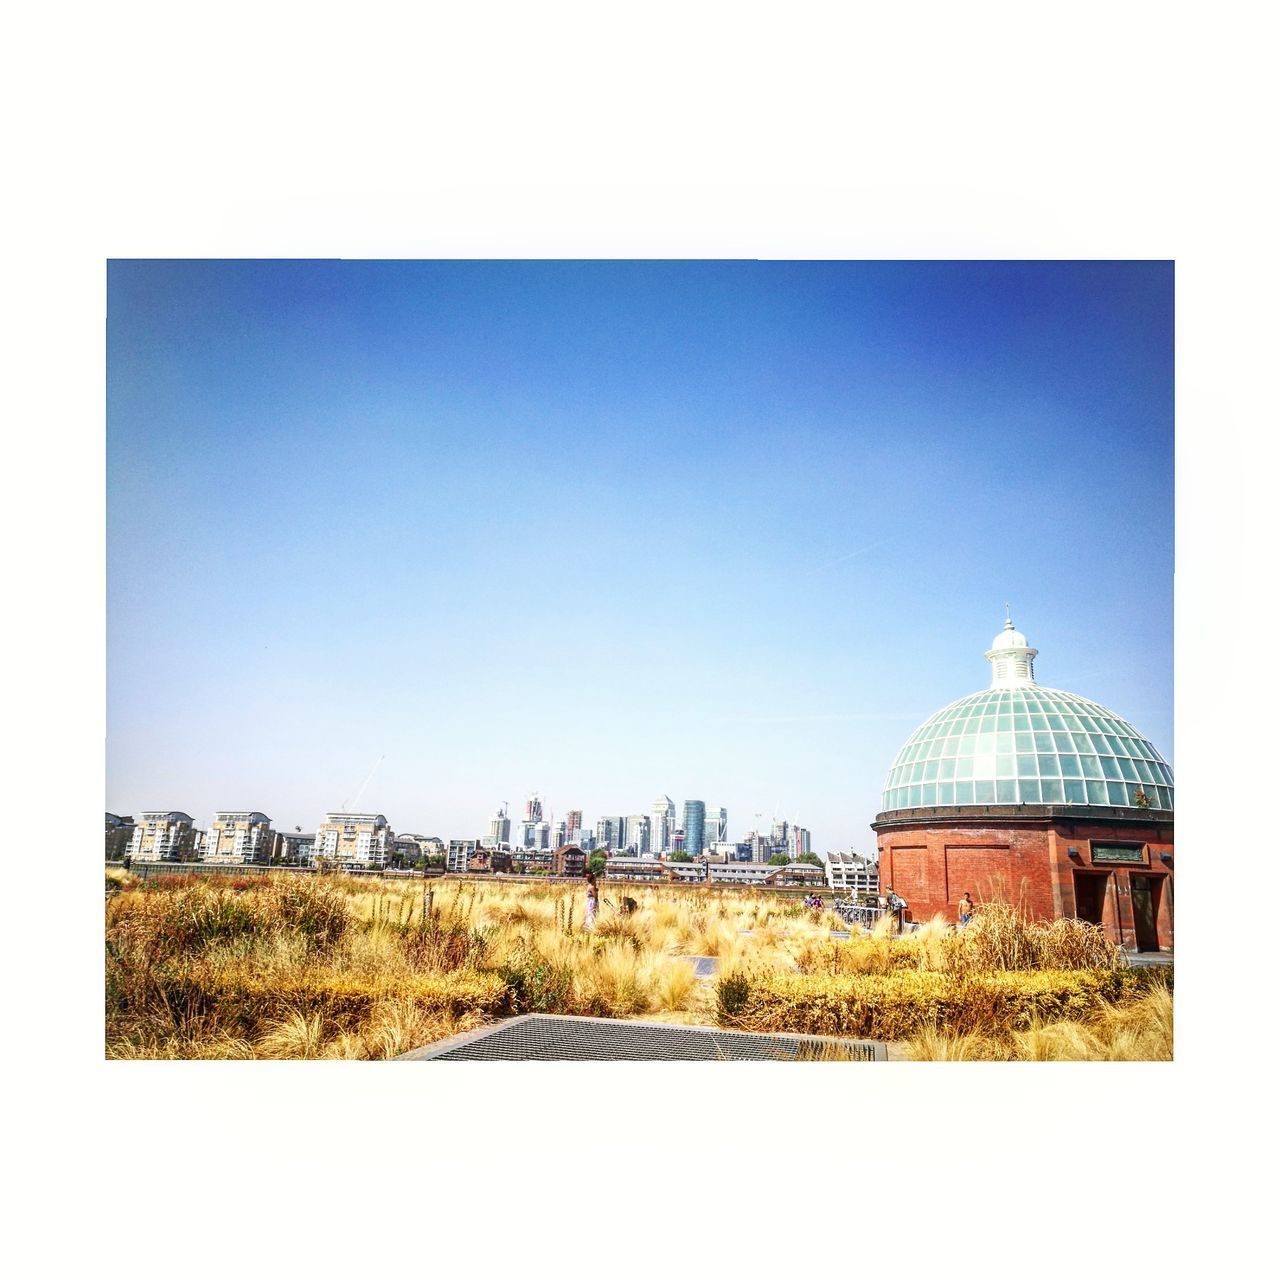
[583,870,599,932]
[958,891,974,926]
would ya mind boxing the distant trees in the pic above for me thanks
[587,853,607,877]
[668,850,692,862]
[767,852,821,867]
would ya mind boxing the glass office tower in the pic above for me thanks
[682,800,705,857]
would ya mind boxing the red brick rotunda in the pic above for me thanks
[872,616,1173,952]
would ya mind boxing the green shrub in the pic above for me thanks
[716,969,753,1021]
[496,951,574,1013]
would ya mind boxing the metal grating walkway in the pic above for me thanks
[398,1014,886,1061]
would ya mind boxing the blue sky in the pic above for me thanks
[107,260,1173,850]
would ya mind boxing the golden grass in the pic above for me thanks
[720,967,1165,1041]
[904,986,1173,1061]
[106,873,1166,1060]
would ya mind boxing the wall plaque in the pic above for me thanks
[1091,844,1146,865]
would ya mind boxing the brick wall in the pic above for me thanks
[875,814,1174,950]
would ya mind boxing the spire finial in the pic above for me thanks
[1004,602,1012,628]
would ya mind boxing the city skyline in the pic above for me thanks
[105,794,813,849]
[107,261,1173,848]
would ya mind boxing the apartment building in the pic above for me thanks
[552,844,586,876]
[825,851,880,895]
[127,811,197,861]
[273,831,316,864]
[314,813,392,868]
[447,838,479,873]
[205,811,275,864]
[398,834,445,860]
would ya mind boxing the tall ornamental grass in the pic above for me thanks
[107,874,1165,1060]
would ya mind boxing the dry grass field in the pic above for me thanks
[105,869,1171,1060]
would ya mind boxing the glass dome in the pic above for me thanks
[879,619,1173,814]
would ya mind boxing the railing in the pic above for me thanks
[832,899,893,929]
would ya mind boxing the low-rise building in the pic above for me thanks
[665,860,708,882]
[598,856,667,881]
[314,813,392,868]
[128,811,196,862]
[105,813,134,861]
[706,862,780,885]
[205,811,275,864]
[773,862,826,887]
[513,848,554,873]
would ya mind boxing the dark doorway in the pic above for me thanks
[1131,876,1161,951]
[1073,872,1107,924]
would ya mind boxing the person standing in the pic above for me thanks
[886,886,906,932]
[958,892,974,926]
[583,870,599,931]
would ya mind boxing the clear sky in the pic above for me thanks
[106,260,1173,850]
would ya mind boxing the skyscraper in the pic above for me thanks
[682,800,706,857]
[565,809,584,842]
[651,794,675,854]
[706,806,727,845]
[521,793,544,849]
[486,805,511,848]
[624,814,650,854]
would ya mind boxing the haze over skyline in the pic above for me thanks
[107,260,1173,850]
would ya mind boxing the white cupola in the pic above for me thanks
[985,610,1038,688]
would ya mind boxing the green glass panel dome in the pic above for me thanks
[879,619,1173,814]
